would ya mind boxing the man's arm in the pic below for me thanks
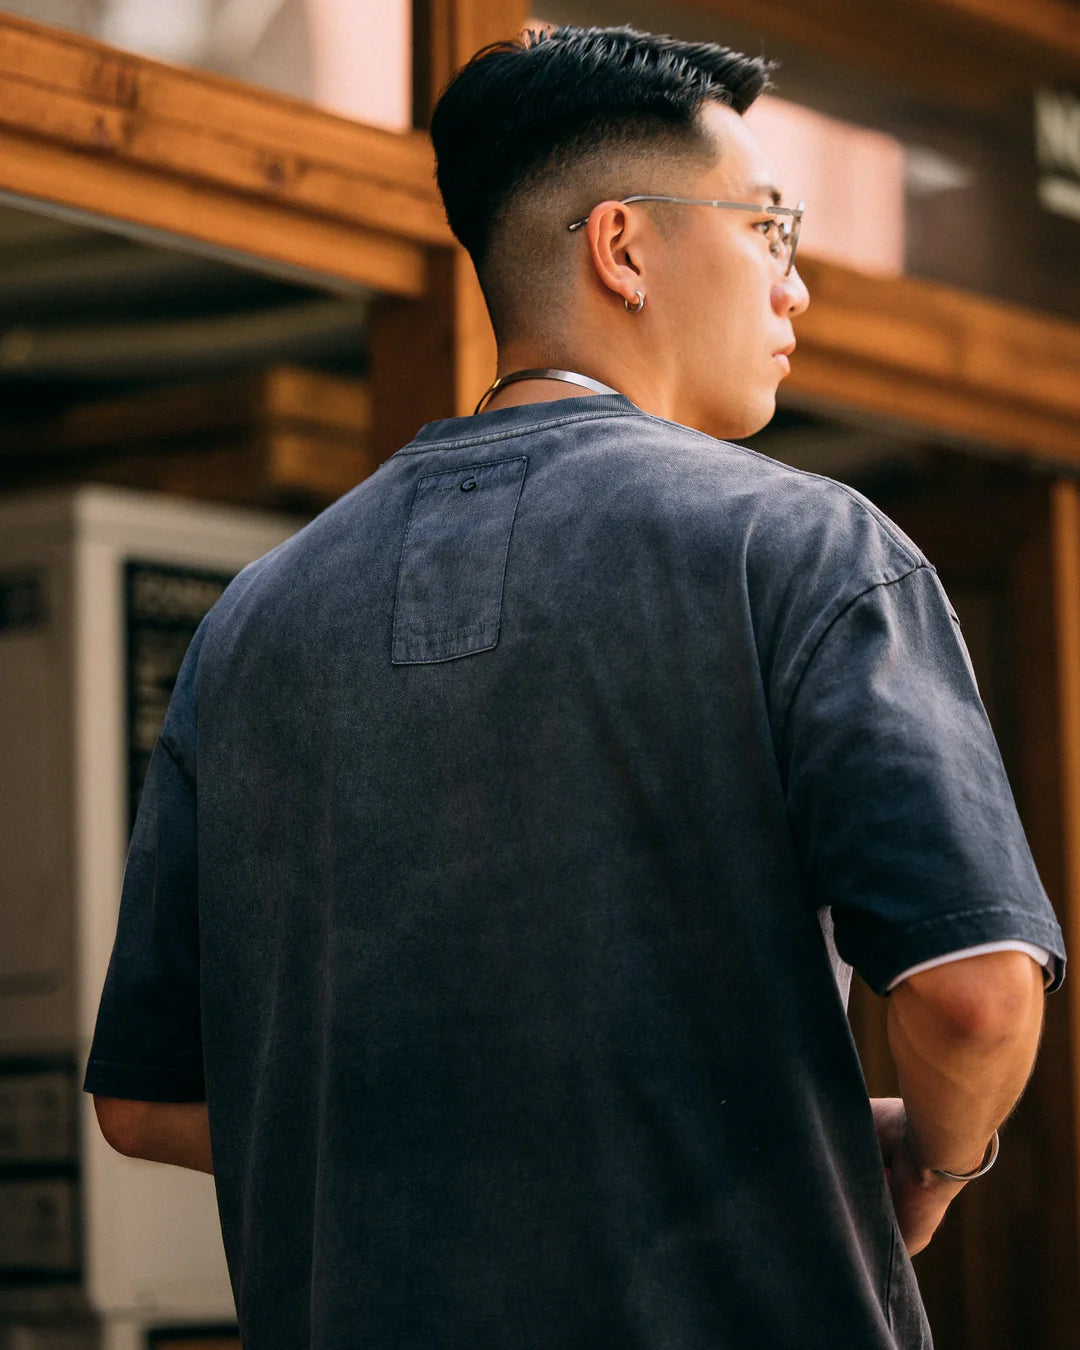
[872,948,1045,1254]
[93,1096,214,1175]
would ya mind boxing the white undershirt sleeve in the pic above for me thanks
[886,940,1052,992]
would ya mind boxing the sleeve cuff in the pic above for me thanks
[886,940,1055,993]
[844,906,1066,995]
[83,1057,206,1103]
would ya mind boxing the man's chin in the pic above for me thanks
[703,396,776,442]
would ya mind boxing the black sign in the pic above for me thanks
[124,560,234,833]
[0,570,45,634]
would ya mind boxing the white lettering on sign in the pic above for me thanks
[130,567,226,621]
[1035,89,1080,223]
[1035,89,1080,175]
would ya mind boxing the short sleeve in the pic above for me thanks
[83,621,207,1102]
[782,564,1066,996]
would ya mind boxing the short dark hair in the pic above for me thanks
[430,25,775,273]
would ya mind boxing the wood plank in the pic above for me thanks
[785,257,1080,465]
[368,248,457,461]
[0,125,426,298]
[1,367,372,455]
[0,13,448,244]
[793,259,1080,421]
[267,428,379,500]
[0,73,448,246]
[931,0,1080,58]
[851,464,1080,1348]
[0,427,374,510]
[410,0,528,414]
[784,347,1080,466]
[264,367,372,431]
[683,0,1080,108]
[0,13,439,200]
[413,0,530,125]
[0,365,377,508]
[0,10,443,298]
[1050,479,1080,1296]
[450,249,498,415]
[1006,515,1080,1350]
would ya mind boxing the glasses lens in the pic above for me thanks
[784,212,801,275]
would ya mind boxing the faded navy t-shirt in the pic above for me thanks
[85,394,1066,1349]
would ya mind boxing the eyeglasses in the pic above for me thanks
[567,196,805,276]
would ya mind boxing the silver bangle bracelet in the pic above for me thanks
[930,1130,1000,1181]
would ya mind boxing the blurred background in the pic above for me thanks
[0,2,1077,1347]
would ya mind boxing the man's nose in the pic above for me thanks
[773,266,810,317]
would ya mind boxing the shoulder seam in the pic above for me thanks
[159,729,195,784]
[779,563,929,747]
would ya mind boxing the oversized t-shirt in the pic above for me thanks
[85,394,1066,1349]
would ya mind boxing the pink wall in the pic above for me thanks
[307,0,411,132]
[745,95,905,277]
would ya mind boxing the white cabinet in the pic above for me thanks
[0,486,302,1343]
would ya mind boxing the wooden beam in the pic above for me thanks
[0,126,425,298]
[931,0,1080,60]
[0,18,441,208]
[2,366,372,455]
[683,0,1080,109]
[412,0,531,412]
[1009,487,1080,1348]
[368,248,457,462]
[847,465,1080,1346]
[371,0,530,427]
[0,76,445,245]
[785,257,1080,466]
[0,366,379,510]
[1050,479,1080,1294]
[0,11,449,296]
[413,0,531,125]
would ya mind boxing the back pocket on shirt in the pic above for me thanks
[391,456,528,664]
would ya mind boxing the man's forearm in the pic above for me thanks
[94,1097,214,1175]
[886,950,1045,1174]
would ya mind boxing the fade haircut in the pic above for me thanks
[430,26,775,342]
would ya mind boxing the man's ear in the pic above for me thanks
[583,201,647,307]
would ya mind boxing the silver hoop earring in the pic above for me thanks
[625,290,645,313]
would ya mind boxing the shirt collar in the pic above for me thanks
[404,393,640,449]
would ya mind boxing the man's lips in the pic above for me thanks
[773,340,796,376]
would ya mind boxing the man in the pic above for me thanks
[87,25,1064,1349]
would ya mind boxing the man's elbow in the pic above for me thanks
[894,950,1045,1048]
[93,1095,151,1158]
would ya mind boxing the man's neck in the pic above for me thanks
[482,340,680,423]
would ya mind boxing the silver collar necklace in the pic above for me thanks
[473,367,621,415]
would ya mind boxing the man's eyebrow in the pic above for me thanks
[748,182,783,205]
